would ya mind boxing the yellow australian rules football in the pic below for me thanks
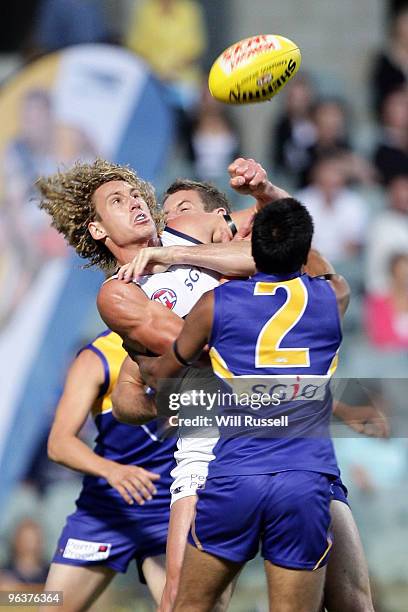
[208,34,301,104]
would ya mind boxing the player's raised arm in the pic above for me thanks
[117,158,295,282]
[228,157,290,217]
[137,291,214,392]
[97,278,184,355]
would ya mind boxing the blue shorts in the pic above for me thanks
[189,471,333,570]
[53,504,169,580]
[331,475,349,505]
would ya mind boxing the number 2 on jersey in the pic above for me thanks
[254,278,310,368]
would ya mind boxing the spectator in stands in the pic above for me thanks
[33,0,110,55]
[296,153,368,263]
[125,0,207,114]
[364,253,408,348]
[365,174,408,292]
[189,88,239,183]
[271,73,317,185]
[370,4,408,118]
[298,97,373,188]
[373,87,408,185]
[0,519,48,585]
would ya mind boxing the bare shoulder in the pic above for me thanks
[97,278,148,331]
[64,348,106,390]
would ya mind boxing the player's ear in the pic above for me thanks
[214,207,227,215]
[88,220,108,241]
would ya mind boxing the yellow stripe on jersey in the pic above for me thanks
[327,350,339,377]
[90,331,127,417]
[209,346,234,380]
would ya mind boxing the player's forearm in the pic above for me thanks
[304,249,336,277]
[169,242,255,276]
[111,382,157,425]
[48,434,117,479]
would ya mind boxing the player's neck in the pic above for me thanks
[113,236,161,266]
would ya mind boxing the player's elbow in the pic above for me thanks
[111,386,157,425]
[47,433,64,464]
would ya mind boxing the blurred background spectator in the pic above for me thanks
[188,87,239,184]
[0,1,407,609]
[372,87,408,184]
[370,4,408,118]
[0,519,48,587]
[298,97,353,187]
[296,153,368,264]
[125,0,206,111]
[365,253,408,348]
[32,0,112,56]
[365,174,408,293]
[125,0,207,154]
[270,73,317,186]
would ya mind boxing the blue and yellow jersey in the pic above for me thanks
[77,330,176,512]
[207,271,342,479]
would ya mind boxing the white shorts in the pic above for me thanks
[170,436,218,506]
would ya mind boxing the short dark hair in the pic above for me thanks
[252,199,314,274]
[162,179,232,213]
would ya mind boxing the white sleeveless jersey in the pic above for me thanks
[106,226,220,503]
[136,227,220,317]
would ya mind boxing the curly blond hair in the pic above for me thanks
[37,159,163,270]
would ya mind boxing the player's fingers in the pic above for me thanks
[248,169,267,187]
[367,418,389,438]
[364,423,381,437]
[350,421,364,434]
[228,157,246,175]
[230,175,246,188]
[130,477,153,501]
[134,471,159,494]
[116,484,134,505]
[117,264,130,281]
[136,472,160,495]
[134,252,151,277]
[243,167,257,182]
[123,261,138,282]
[123,480,146,505]
[125,254,146,281]
[376,413,390,438]
[141,469,161,481]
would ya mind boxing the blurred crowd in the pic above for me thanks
[4,0,407,349]
[0,1,408,610]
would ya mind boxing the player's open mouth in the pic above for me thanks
[134,212,149,225]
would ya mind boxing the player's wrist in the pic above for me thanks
[99,459,117,480]
[166,245,184,266]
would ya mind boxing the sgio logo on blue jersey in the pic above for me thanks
[250,376,329,403]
